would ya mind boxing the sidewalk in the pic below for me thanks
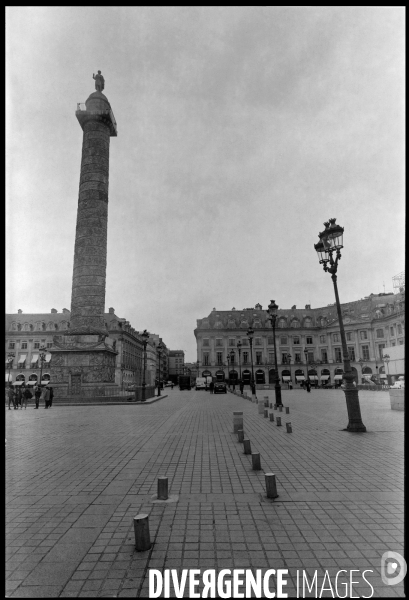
[6,388,404,597]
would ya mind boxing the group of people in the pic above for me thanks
[6,384,53,410]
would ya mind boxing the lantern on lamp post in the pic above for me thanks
[247,327,256,397]
[314,218,366,432]
[229,349,235,391]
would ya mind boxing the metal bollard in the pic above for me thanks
[264,409,268,418]
[238,429,244,443]
[252,453,261,470]
[274,404,277,410]
[286,407,290,414]
[133,514,151,551]
[269,403,273,409]
[157,477,168,500]
[278,406,283,412]
[276,417,282,426]
[269,412,274,422]
[233,411,244,433]
[286,422,292,433]
[265,473,279,499]
[243,439,252,454]
[264,396,269,407]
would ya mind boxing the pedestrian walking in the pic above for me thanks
[239,381,244,395]
[23,386,32,409]
[43,386,51,408]
[15,386,22,409]
[171,383,174,390]
[209,380,214,394]
[289,381,293,390]
[7,385,15,410]
[305,380,311,393]
[34,385,41,409]
[48,386,54,407]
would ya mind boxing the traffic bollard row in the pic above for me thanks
[286,407,290,414]
[252,453,261,470]
[269,413,274,422]
[264,409,268,418]
[286,422,292,433]
[233,411,244,433]
[238,429,244,443]
[243,439,252,454]
[278,406,283,412]
[157,477,168,500]
[133,514,151,551]
[265,473,279,499]
[276,417,282,426]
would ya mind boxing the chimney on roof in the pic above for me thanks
[291,305,296,310]
[109,307,115,314]
[18,309,22,314]
[305,304,311,309]
[51,308,57,313]
[62,308,70,314]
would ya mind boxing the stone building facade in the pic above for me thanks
[168,350,185,383]
[194,292,405,388]
[5,309,169,390]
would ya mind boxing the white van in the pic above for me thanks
[195,377,207,390]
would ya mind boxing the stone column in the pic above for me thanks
[50,83,118,399]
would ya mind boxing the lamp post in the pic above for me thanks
[358,357,366,384]
[303,348,311,387]
[141,330,149,402]
[38,346,46,386]
[157,342,163,397]
[7,352,14,385]
[237,341,242,392]
[266,301,283,407]
[226,353,230,389]
[196,361,199,378]
[287,354,292,388]
[247,327,256,397]
[314,218,366,432]
[383,354,390,384]
[229,349,235,391]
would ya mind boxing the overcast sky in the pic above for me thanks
[6,7,405,361]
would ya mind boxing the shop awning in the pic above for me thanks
[5,374,12,382]
[41,380,50,385]
[334,375,344,380]
[5,357,13,365]
[282,376,291,381]
[18,354,27,364]
[13,381,24,386]
[31,354,39,364]
[308,375,318,381]
[320,375,330,381]
[45,353,52,362]
[380,374,387,379]
[295,375,305,381]
[27,381,37,386]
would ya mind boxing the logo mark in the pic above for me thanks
[381,551,407,586]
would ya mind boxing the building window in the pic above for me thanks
[399,339,404,345]
[293,337,300,345]
[392,342,396,347]
[47,342,53,348]
[241,339,249,347]
[390,326,394,336]
[268,352,275,364]
[34,341,40,349]
[397,324,402,334]
[348,347,356,361]
[229,339,235,347]
[333,333,340,342]
[361,345,370,360]
[378,344,385,359]
[216,352,223,365]
[267,337,274,345]
[281,353,288,364]
[215,339,223,347]
[307,351,314,363]
[291,320,299,328]
[255,338,262,346]
[321,349,328,363]
[360,331,368,340]
[306,336,313,345]
[334,348,342,362]
[376,329,384,339]
[203,339,210,347]
[319,335,326,343]
[256,352,262,365]
[243,352,249,364]
[278,320,286,329]
[203,353,209,366]
[346,332,353,341]
[8,342,15,349]
[280,336,287,345]
[295,353,301,363]
[21,341,28,350]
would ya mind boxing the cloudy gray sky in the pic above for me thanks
[6,7,405,361]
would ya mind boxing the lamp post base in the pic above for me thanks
[274,381,283,406]
[343,387,366,432]
[141,383,146,402]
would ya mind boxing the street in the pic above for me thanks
[6,388,404,598]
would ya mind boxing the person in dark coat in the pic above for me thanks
[209,381,214,394]
[239,381,244,395]
[34,385,41,409]
[305,379,311,393]
[48,387,54,407]
[15,386,22,409]
[7,385,15,410]
[23,386,32,409]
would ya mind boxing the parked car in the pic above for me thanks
[179,375,191,391]
[164,381,174,387]
[390,377,404,389]
[214,382,227,394]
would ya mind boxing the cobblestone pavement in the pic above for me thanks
[6,388,404,598]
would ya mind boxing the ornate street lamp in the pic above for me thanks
[383,354,390,384]
[314,218,366,432]
[247,327,256,397]
[7,352,14,385]
[38,346,47,385]
[237,341,242,392]
[229,349,235,391]
[141,330,149,402]
[226,353,230,388]
[303,348,310,387]
[266,301,283,407]
[196,361,199,378]
[157,342,163,397]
